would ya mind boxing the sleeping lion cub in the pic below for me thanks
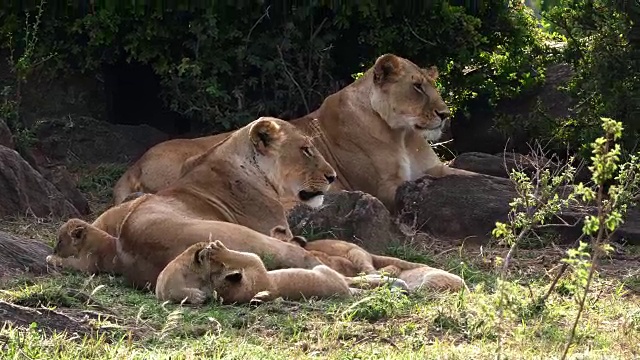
[155,240,408,305]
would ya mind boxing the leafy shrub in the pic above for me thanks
[540,0,640,157]
[0,1,550,135]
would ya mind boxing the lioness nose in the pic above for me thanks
[325,174,336,184]
[435,109,450,120]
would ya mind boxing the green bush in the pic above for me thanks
[0,1,550,134]
[541,0,640,157]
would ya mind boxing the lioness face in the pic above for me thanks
[370,54,451,142]
[281,130,336,208]
[53,219,87,258]
[250,117,337,208]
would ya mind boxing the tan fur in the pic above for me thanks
[156,240,408,305]
[46,218,119,274]
[90,117,335,290]
[290,236,467,292]
[112,54,477,212]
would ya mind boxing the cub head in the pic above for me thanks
[54,218,91,257]
[369,54,451,141]
[249,117,337,208]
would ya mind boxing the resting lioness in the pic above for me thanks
[112,53,476,212]
[86,117,335,289]
[46,218,119,274]
[155,240,408,305]
[271,226,466,292]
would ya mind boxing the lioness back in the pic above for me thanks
[111,54,474,212]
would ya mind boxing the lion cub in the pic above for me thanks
[271,226,467,292]
[46,218,119,274]
[269,225,421,277]
[156,240,407,305]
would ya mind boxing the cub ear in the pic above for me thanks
[225,271,243,283]
[373,54,401,85]
[250,117,282,155]
[69,225,85,246]
[195,245,212,265]
[291,236,308,247]
[424,66,439,83]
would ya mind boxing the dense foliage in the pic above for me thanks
[0,1,551,133]
[540,0,640,156]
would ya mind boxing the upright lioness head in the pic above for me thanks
[54,218,92,257]
[369,54,450,141]
[248,117,337,208]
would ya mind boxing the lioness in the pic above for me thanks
[113,53,475,211]
[272,227,466,292]
[85,117,335,289]
[156,240,407,305]
[46,218,120,274]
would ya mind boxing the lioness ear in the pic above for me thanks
[373,54,401,85]
[250,118,281,155]
[424,66,439,83]
[269,225,289,241]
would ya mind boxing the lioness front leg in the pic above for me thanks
[345,274,409,292]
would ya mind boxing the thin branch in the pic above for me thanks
[403,18,436,46]
[276,44,310,114]
[560,135,612,360]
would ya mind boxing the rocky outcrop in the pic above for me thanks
[287,191,409,254]
[395,174,640,245]
[0,118,13,149]
[0,230,53,278]
[31,116,168,165]
[0,146,79,218]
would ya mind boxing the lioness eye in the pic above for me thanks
[301,146,313,157]
[413,82,424,93]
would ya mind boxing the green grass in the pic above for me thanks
[1,245,638,359]
[1,166,639,359]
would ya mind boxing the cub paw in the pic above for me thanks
[183,288,207,305]
[46,254,63,267]
[249,290,272,308]
[206,240,229,258]
[388,278,410,294]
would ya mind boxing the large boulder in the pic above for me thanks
[0,118,13,149]
[287,191,409,254]
[22,147,91,215]
[395,174,515,244]
[0,231,53,278]
[0,146,79,218]
[450,63,574,155]
[31,116,168,165]
[395,174,640,245]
